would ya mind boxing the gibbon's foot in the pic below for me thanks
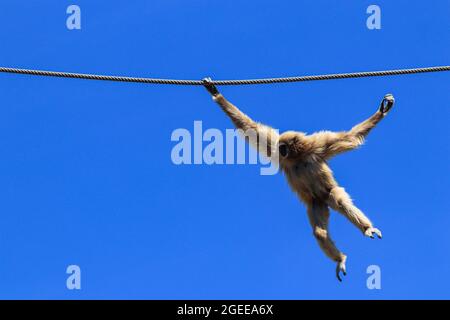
[379,93,395,114]
[364,227,382,239]
[336,260,347,282]
[202,77,220,97]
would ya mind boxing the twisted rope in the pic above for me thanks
[0,65,449,86]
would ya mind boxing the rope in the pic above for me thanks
[0,65,449,86]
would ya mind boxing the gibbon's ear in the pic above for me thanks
[202,77,220,97]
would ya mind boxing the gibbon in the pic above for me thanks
[202,78,395,281]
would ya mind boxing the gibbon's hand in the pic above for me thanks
[379,93,395,114]
[336,260,347,282]
[364,227,382,239]
[202,77,220,97]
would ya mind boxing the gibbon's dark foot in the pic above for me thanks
[379,93,395,114]
[202,77,220,97]
[336,259,347,282]
[364,227,382,239]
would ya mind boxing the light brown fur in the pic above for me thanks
[209,92,394,281]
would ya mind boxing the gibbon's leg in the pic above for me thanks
[327,187,382,239]
[307,201,347,281]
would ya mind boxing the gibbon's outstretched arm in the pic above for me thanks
[203,80,258,132]
[203,78,279,158]
[313,94,395,159]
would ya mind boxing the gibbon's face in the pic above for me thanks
[278,131,306,162]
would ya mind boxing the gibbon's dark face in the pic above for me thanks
[278,142,290,158]
[278,131,307,161]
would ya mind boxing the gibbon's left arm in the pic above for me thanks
[203,78,279,158]
[313,94,395,159]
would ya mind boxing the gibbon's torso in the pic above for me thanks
[282,154,337,204]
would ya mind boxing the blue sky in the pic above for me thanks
[0,1,449,299]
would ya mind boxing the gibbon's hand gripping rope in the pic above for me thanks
[0,65,449,86]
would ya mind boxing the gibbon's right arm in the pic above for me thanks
[313,94,395,159]
[202,78,279,158]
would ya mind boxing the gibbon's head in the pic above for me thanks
[278,131,307,163]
